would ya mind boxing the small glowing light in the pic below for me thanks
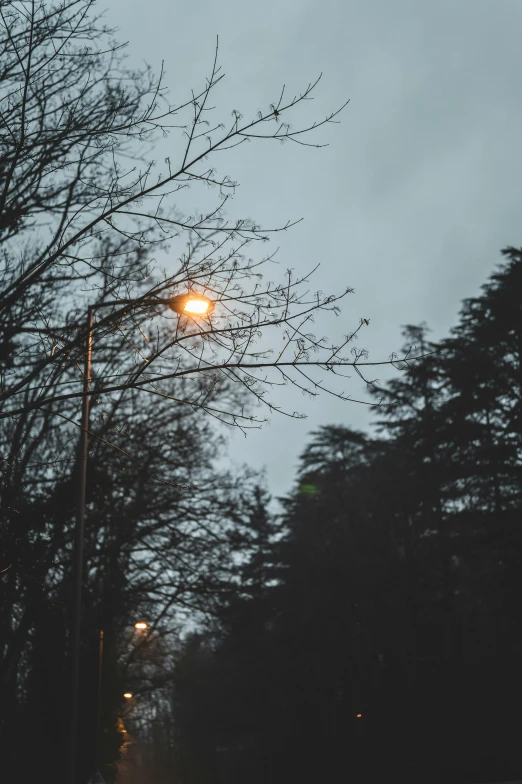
[123,692,133,699]
[134,622,148,630]
[183,298,210,315]
[356,713,362,718]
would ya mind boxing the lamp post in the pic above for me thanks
[68,305,93,784]
[92,621,148,781]
[68,293,213,784]
[93,628,104,779]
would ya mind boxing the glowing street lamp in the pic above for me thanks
[168,293,214,316]
[69,291,215,784]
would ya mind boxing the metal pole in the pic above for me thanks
[94,629,104,777]
[68,307,94,784]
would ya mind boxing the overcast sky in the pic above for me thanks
[104,0,522,501]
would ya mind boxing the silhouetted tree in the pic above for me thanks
[169,249,522,784]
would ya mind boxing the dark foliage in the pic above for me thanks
[171,249,522,784]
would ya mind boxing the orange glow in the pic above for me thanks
[356,713,362,718]
[123,692,133,699]
[169,293,214,316]
[183,297,211,315]
[134,621,148,630]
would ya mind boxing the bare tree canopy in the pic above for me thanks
[0,0,425,443]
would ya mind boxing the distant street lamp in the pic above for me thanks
[94,620,149,778]
[68,292,213,784]
[123,693,133,700]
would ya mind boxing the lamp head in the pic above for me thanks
[168,294,214,316]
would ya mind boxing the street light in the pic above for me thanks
[68,291,213,784]
[93,621,149,780]
[168,293,214,316]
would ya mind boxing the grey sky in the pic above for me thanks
[104,0,522,500]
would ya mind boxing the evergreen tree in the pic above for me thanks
[170,249,522,783]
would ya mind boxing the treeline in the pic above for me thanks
[168,249,522,784]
